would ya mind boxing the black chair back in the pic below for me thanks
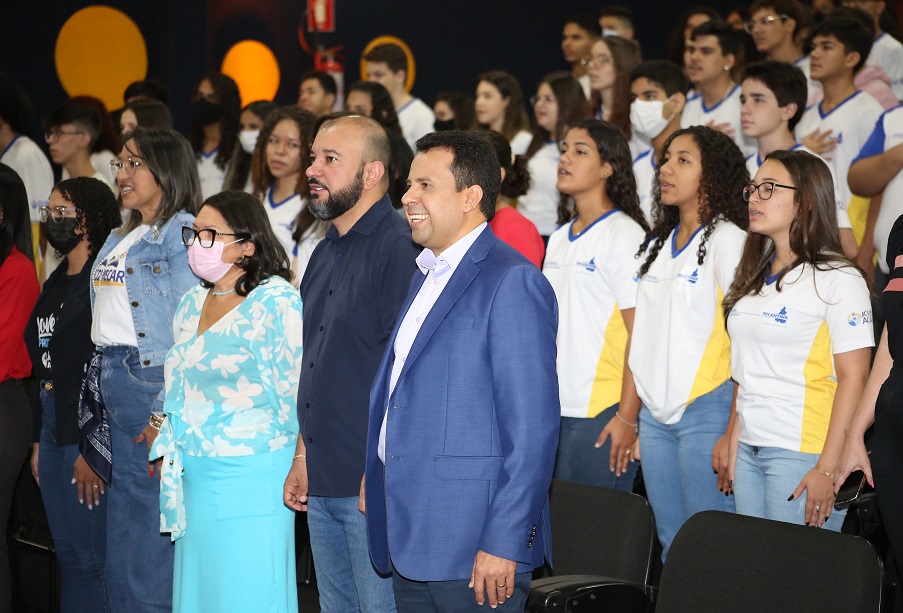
[656,511,884,613]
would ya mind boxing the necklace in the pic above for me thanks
[211,287,236,296]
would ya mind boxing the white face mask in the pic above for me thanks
[239,129,260,154]
[630,96,676,140]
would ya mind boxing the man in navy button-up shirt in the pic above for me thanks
[284,115,418,612]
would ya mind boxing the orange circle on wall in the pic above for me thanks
[221,40,281,107]
[360,36,416,93]
[55,6,148,111]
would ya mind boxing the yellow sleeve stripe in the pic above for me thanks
[687,287,733,405]
[800,321,835,454]
[586,304,627,417]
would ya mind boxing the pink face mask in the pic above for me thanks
[187,239,241,282]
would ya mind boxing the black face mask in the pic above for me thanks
[433,118,456,132]
[45,218,81,255]
[191,99,223,126]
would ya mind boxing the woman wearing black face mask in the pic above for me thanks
[189,73,241,201]
[26,177,120,613]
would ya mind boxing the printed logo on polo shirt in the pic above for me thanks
[677,268,699,285]
[576,257,597,273]
[847,310,872,327]
[763,306,789,325]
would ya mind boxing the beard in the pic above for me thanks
[308,166,365,221]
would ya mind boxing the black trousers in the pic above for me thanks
[0,378,32,613]
[873,371,903,581]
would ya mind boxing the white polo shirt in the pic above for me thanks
[681,84,756,156]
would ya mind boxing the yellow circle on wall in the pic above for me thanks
[360,36,416,93]
[55,6,147,111]
[221,41,281,107]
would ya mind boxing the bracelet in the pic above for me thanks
[813,463,834,478]
[614,411,638,433]
[293,453,306,461]
[148,414,164,431]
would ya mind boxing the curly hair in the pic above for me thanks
[557,119,650,233]
[199,191,293,294]
[55,177,122,258]
[637,126,749,277]
[477,129,532,201]
[189,73,241,171]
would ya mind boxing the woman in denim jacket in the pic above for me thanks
[89,128,200,613]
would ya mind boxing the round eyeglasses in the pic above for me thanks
[742,181,799,201]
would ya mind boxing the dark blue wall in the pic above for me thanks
[1,0,703,142]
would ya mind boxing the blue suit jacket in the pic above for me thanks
[365,226,560,582]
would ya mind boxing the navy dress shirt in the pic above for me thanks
[298,193,420,497]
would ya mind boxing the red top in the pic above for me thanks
[489,206,545,268]
[0,246,39,381]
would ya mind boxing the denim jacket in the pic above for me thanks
[91,210,200,374]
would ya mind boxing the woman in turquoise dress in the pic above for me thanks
[151,190,303,612]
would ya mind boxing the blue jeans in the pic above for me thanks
[639,381,736,560]
[307,495,396,613]
[38,385,110,613]
[392,564,531,612]
[99,346,173,613]
[733,443,845,531]
[554,408,638,492]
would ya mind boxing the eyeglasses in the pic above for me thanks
[744,14,789,33]
[44,129,84,143]
[39,205,77,223]
[110,157,145,178]
[181,226,248,249]
[742,181,799,201]
[530,95,556,106]
[580,54,613,67]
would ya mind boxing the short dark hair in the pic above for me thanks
[743,61,808,130]
[749,0,805,37]
[119,128,202,233]
[124,99,173,131]
[599,6,635,28]
[363,44,407,74]
[55,177,122,258]
[415,130,501,222]
[630,60,689,97]
[690,20,742,57]
[829,6,876,38]
[564,12,603,36]
[198,190,293,295]
[0,72,33,134]
[44,101,102,148]
[123,80,171,106]
[809,17,873,73]
[300,70,338,97]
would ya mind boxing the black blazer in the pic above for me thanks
[25,256,96,445]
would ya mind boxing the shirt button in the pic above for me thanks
[328,290,333,295]
[138,332,146,338]
[415,317,421,322]
[319,326,324,331]
[143,360,150,366]
[153,264,161,273]
[307,437,313,443]
[126,267,134,274]
[305,403,310,408]
[309,362,314,368]
[131,301,139,307]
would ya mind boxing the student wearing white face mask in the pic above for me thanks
[629,60,688,223]
[224,101,278,194]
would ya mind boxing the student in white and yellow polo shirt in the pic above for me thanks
[725,150,872,532]
[630,126,749,560]
[544,120,649,492]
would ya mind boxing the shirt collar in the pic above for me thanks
[416,222,487,276]
[325,193,394,242]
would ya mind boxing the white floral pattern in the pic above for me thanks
[151,277,303,540]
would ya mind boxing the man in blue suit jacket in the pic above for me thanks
[362,130,560,611]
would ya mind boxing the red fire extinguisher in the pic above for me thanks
[315,46,344,111]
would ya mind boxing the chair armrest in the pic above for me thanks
[528,575,652,612]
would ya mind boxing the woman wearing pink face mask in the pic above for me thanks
[151,190,303,612]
